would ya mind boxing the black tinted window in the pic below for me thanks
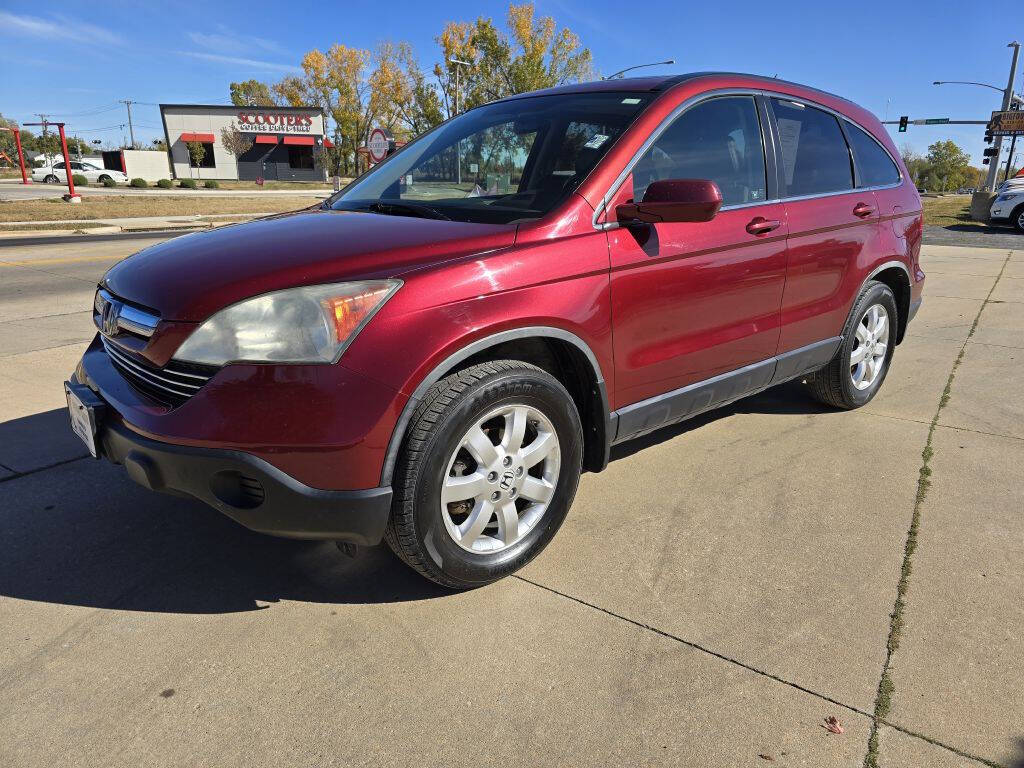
[772,99,853,196]
[846,122,900,187]
[633,96,766,206]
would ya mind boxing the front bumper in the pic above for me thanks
[71,374,393,544]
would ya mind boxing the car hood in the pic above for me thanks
[103,209,516,322]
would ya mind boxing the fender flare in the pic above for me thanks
[862,259,913,342]
[379,326,610,486]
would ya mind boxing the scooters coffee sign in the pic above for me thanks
[237,112,315,134]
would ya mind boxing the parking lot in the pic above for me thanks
[0,234,1021,767]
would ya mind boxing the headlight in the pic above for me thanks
[173,280,400,365]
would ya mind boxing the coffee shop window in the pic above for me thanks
[289,146,314,169]
[189,142,216,168]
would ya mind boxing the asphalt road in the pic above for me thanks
[0,236,1021,767]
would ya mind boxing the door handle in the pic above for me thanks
[746,216,781,236]
[853,202,876,218]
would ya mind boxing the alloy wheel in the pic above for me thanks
[850,304,889,390]
[440,403,561,554]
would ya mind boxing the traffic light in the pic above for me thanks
[984,130,994,144]
[983,158,990,165]
[983,147,999,157]
[898,115,908,133]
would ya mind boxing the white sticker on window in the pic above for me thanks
[584,134,609,149]
[621,98,641,104]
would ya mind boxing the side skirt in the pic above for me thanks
[611,337,842,444]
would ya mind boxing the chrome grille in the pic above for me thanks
[101,337,215,406]
[94,288,159,339]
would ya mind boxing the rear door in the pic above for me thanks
[608,94,788,409]
[770,98,885,353]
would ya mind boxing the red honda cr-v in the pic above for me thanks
[66,72,924,588]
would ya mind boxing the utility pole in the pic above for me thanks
[36,113,51,165]
[448,58,470,186]
[1004,134,1019,182]
[120,99,136,149]
[983,42,1020,191]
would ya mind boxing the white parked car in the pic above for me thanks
[990,183,1024,232]
[32,160,129,185]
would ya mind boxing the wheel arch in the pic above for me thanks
[380,326,613,487]
[865,260,912,344]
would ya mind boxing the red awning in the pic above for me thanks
[323,138,334,148]
[283,135,315,146]
[253,135,279,144]
[179,132,214,143]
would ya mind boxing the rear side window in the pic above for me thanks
[845,122,900,187]
[632,95,767,207]
[772,99,853,197]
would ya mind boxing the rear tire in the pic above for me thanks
[806,280,898,409]
[385,360,583,589]
[44,174,58,184]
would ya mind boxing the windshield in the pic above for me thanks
[329,91,652,225]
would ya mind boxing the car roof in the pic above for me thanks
[491,72,856,107]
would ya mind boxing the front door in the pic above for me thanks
[608,94,788,411]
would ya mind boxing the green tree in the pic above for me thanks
[230,80,276,107]
[922,139,970,192]
[186,141,206,176]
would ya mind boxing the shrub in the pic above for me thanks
[156,178,173,189]
[71,173,88,186]
[179,178,198,189]
[203,179,220,189]
[101,176,117,188]
[129,177,147,188]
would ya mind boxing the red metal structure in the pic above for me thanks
[23,120,79,200]
[0,124,30,184]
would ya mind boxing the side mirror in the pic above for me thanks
[615,179,723,224]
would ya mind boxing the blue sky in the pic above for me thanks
[1,0,1020,166]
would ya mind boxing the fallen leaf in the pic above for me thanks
[758,754,775,761]
[823,715,845,734]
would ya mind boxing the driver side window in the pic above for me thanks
[633,95,767,207]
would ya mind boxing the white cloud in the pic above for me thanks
[187,25,285,55]
[0,11,124,46]
[178,51,301,74]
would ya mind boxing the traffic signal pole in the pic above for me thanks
[984,42,1020,191]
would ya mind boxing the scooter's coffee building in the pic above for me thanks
[159,104,331,181]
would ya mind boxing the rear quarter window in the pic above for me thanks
[845,122,901,187]
[772,99,853,197]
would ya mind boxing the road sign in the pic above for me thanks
[988,110,1024,136]
[366,127,393,164]
[922,118,950,125]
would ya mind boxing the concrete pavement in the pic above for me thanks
[0,237,1021,767]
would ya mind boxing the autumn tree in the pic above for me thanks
[274,45,377,175]
[220,125,254,161]
[230,80,276,107]
[434,3,594,115]
[186,141,206,176]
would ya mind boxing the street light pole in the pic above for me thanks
[984,42,1020,191]
[603,59,675,80]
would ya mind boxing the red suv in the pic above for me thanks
[66,73,924,588]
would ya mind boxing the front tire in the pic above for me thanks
[44,174,58,184]
[385,360,583,588]
[806,280,898,409]
[1012,204,1024,234]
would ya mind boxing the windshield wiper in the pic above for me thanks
[362,201,451,221]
